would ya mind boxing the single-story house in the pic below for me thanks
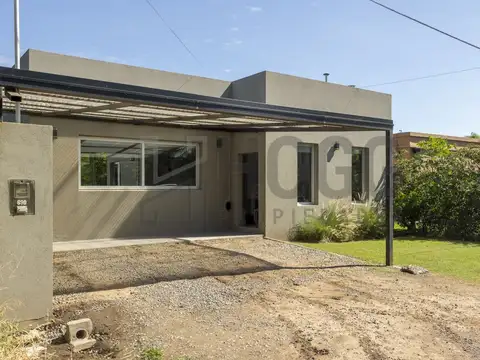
[1,49,394,247]
[394,131,480,157]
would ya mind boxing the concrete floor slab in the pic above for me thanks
[53,234,263,252]
[53,238,179,252]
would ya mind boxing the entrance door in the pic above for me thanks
[241,153,259,227]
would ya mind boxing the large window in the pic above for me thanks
[297,143,316,204]
[352,147,369,202]
[80,138,199,189]
[144,143,197,186]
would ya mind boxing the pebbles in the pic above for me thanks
[202,238,360,268]
[56,237,455,359]
[127,277,242,318]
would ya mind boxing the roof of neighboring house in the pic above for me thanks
[394,132,480,144]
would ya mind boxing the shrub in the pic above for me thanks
[318,201,357,242]
[288,219,332,243]
[394,138,480,241]
[289,200,365,243]
[355,201,386,239]
[289,199,386,243]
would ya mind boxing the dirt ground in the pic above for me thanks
[50,238,480,360]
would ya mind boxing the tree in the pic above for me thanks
[468,132,480,139]
[394,137,480,240]
[416,137,452,157]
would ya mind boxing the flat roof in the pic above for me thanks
[0,66,393,131]
[394,132,480,144]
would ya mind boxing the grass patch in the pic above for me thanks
[0,311,48,360]
[141,348,164,360]
[141,347,193,360]
[0,317,26,360]
[301,237,480,282]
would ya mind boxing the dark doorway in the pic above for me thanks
[241,153,258,227]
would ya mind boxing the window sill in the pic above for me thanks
[297,202,317,207]
[79,186,199,191]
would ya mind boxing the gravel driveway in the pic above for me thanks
[53,238,282,295]
[51,237,480,360]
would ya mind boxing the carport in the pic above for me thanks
[0,66,394,265]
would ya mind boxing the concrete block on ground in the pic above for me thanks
[401,265,429,275]
[65,318,96,352]
[71,338,97,353]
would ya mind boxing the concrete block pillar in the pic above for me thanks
[0,122,53,323]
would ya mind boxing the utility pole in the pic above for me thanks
[14,0,21,123]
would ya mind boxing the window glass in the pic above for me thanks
[80,140,142,186]
[144,143,197,187]
[297,144,314,203]
[352,147,368,202]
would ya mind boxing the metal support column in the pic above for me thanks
[14,0,21,123]
[385,129,394,265]
[0,88,3,122]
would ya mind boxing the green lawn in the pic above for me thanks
[301,238,480,282]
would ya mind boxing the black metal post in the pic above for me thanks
[385,129,394,266]
[0,87,3,122]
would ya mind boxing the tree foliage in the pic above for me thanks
[81,153,107,186]
[394,137,480,241]
[468,132,480,139]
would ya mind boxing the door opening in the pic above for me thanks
[241,153,258,227]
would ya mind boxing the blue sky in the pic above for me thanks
[0,0,479,136]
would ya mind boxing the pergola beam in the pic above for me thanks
[47,103,231,123]
[45,101,133,116]
[156,113,226,123]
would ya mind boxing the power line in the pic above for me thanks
[367,0,480,51]
[362,66,480,88]
[144,0,201,65]
[342,65,480,114]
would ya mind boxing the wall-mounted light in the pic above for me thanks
[53,127,58,140]
[333,142,340,151]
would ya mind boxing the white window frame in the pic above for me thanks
[297,143,317,206]
[78,137,200,191]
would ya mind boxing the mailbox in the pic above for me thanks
[9,179,35,216]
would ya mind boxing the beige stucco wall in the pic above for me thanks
[23,49,231,97]
[24,113,387,242]
[0,123,53,322]
[21,50,392,121]
[265,72,392,120]
[264,131,386,241]
[231,73,267,103]
[30,116,233,241]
